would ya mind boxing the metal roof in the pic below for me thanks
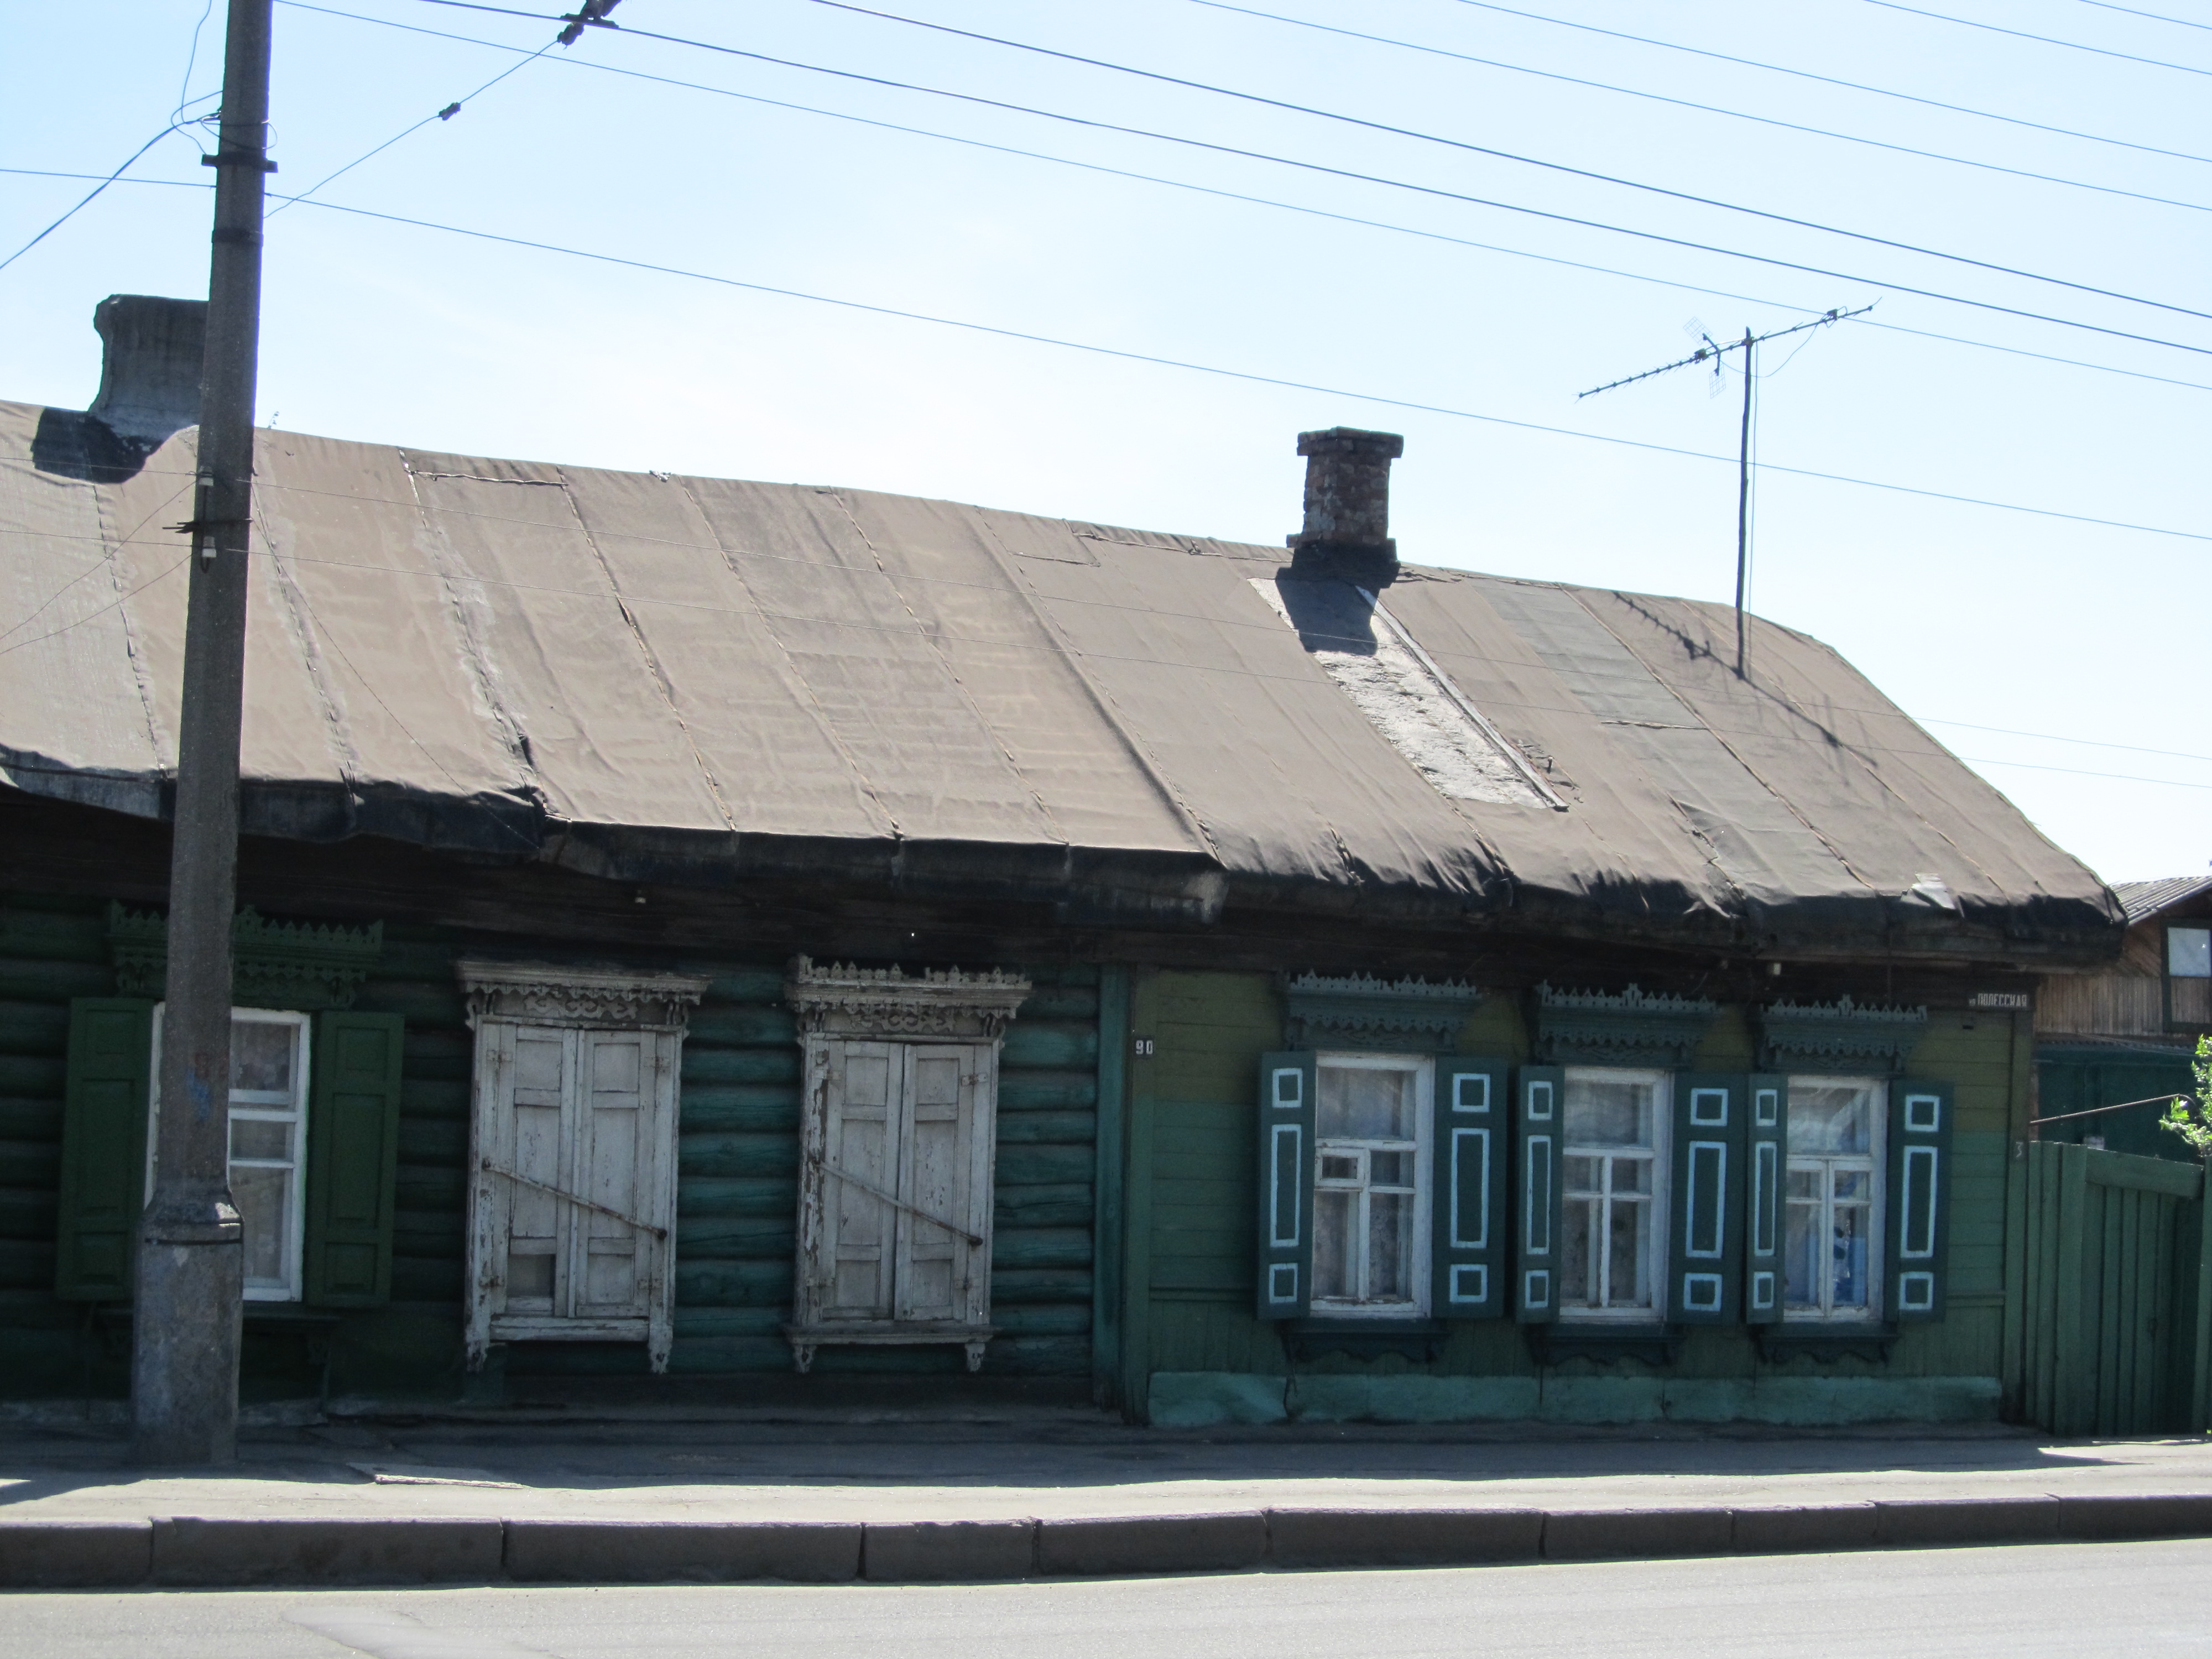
[2114,876,2212,924]
[0,401,2120,956]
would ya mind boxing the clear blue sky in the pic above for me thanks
[5,0,2206,882]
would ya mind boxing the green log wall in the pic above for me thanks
[1121,968,2027,1427]
[0,890,1099,1399]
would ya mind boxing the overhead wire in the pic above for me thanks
[2072,0,2212,31]
[1859,0,2212,74]
[339,3,2212,357]
[242,6,2212,398]
[273,191,2212,544]
[0,118,203,274]
[1188,0,2211,216]
[784,0,2212,325]
[1446,0,2212,168]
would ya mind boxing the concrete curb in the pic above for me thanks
[4,1494,2211,1588]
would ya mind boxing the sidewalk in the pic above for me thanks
[4,1407,2211,1586]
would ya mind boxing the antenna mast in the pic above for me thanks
[1580,304,1873,677]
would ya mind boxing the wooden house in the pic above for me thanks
[0,300,2124,1426]
[2035,876,2212,1162]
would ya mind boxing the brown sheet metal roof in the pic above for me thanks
[0,401,2120,957]
[2114,877,2212,924]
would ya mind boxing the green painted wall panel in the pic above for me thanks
[0,1000,71,1056]
[679,1177,797,1218]
[997,1110,1095,1145]
[0,1184,59,1240]
[998,1072,1096,1110]
[0,1099,61,1141]
[677,1131,798,1178]
[681,1048,800,1086]
[675,1217,794,1259]
[992,1228,1091,1270]
[997,1183,1092,1228]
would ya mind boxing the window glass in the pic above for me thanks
[1561,1070,1662,1315]
[148,1008,310,1301]
[2171,927,2211,979]
[1312,1058,1427,1314]
[1785,1076,1881,1321]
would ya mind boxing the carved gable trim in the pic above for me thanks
[458,959,709,1033]
[1758,995,1928,1075]
[784,956,1032,1042]
[1282,971,1483,1052]
[1531,983,1719,1071]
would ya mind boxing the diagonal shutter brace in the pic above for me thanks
[806,1151,984,1247]
[481,1157,667,1240]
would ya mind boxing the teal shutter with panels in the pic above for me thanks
[304,1012,405,1307]
[1743,1072,1787,1325]
[1433,1058,1509,1318]
[1514,1065,1564,1323]
[1668,1073,1746,1324]
[54,998,155,1301]
[1887,1078,1953,1322]
[1255,1050,1316,1319]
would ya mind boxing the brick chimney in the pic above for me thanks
[1286,426,1404,587]
[87,294,207,448]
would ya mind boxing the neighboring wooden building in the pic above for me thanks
[0,302,2125,1426]
[2036,875,2212,1162]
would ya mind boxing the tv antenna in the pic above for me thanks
[1580,304,1874,677]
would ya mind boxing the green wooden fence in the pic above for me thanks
[2010,1141,2212,1435]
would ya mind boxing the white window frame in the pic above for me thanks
[1559,1066,1670,1323]
[1311,1052,1433,1320]
[147,1005,312,1303]
[1783,1074,1887,1324]
[459,962,707,1374]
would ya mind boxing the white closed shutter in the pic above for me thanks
[821,1041,901,1320]
[502,1025,570,1316]
[572,1029,652,1321]
[895,1045,988,1323]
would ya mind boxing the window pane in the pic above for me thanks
[1314,1189,1354,1301]
[1564,1155,1598,1196]
[2171,927,2211,978]
[1562,1197,1598,1304]
[1319,1152,1361,1184]
[1832,1202,1872,1308]
[1786,1167,1820,1201]
[1833,1167,1872,1203]
[1368,1150,1409,1188]
[232,1164,289,1286]
[1785,1200,1820,1307]
[1789,1083,1873,1155]
[230,1118,291,1161]
[1612,1155,1651,1196]
[1606,1197,1651,1308]
[231,1020,296,1096]
[1564,1076,1652,1148]
[1368,1191,1411,1301]
[1318,1066,1415,1141]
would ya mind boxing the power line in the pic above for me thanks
[0,121,197,274]
[790,0,2212,325]
[272,0,619,213]
[1187,0,2211,216]
[265,191,2212,544]
[257,6,2212,396]
[2073,0,2212,32]
[1447,0,2212,169]
[1860,0,2212,75]
[1919,718,2212,765]
[352,3,2212,358]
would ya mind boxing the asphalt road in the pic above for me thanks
[9,1541,2212,1658]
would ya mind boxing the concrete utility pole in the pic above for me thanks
[132,0,275,1466]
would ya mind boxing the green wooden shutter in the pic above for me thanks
[304,1011,405,1307]
[1255,1050,1316,1320]
[1514,1065,1564,1324]
[1433,1058,1509,1319]
[1888,1077,1953,1323]
[1743,1072,1787,1326]
[1668,1073,1745,1324]
[54,998,155,1301]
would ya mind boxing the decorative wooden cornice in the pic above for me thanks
[1758,995,1928,1075]
[1282,972,1483,1052]
[108,902,383,1011]
[784,956,1032,1042]
[458,959,709,1032]
[1531,983,1718,1070]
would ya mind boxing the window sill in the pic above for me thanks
[1283,1318,1446,1364]
[1754,1321,1899,1364]
[1527,1322,1682,1367]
